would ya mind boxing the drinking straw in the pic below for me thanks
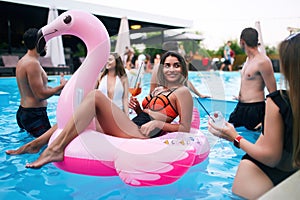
[194,94,225,148]
[194,94,215,123]
[134,62,144,88]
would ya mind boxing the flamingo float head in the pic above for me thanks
[36,10,110,54]
[36,10,110,128]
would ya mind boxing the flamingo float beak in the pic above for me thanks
[36,29,46,55]
[36,15,72,56]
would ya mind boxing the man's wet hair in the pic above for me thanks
[23,28,38,50]
[240,27,260,48]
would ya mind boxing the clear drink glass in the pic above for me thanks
[208,111,225,148]
[209,111,225,128]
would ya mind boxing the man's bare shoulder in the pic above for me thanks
[17,55,42,74]
[256,54,273,71]
[256,53,271,64]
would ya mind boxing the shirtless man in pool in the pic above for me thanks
[228,27,277,131]
[16,28,67,137]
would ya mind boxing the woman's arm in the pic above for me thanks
[187,80,210,98]
[245,97,284,166]
[121,76,129,115]
[150,64,159,93]
[173,86,193,132]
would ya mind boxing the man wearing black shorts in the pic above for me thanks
[16,107,51,137]
[228,28,276,131]
[229,101,265,131]
[16,28,67,137]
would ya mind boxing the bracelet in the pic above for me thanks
[233,135,243,148]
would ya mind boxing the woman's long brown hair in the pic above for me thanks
[279,32,300,167]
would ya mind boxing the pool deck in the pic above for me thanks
[259,170,300,199]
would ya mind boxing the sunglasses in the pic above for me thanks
[285,32,300,41]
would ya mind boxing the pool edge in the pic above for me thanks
[258,170,300,199]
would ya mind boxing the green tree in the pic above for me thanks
[182,40,201,54]
[73,43,86,57]
[265,46,277,55]
[230,40,244,55]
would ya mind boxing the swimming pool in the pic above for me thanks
[0,71,284,200]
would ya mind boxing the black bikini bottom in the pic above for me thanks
[242,154,296,186]
[131,112,162,138]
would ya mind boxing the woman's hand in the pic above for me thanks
[232,95,239,100]
[140,120,162,137]
[208,121,238,142]
[200,94,211,98]
[129,96,142,114]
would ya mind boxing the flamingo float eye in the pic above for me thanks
[63,15,72,24]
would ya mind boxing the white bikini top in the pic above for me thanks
[98,75,124,110]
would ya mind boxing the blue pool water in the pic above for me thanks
[0,71,284,200]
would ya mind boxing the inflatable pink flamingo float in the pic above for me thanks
[36,10,210,187]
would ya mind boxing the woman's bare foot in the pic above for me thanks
[25,147,64,169]
[6,140,45,155]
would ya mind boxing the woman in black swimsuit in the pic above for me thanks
[208,33,300,199]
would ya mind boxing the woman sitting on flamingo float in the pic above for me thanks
[26,50,194,167]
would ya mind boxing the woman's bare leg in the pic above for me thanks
[26,90,145,168]
[93,91,145,138]
[6,124,57,155]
